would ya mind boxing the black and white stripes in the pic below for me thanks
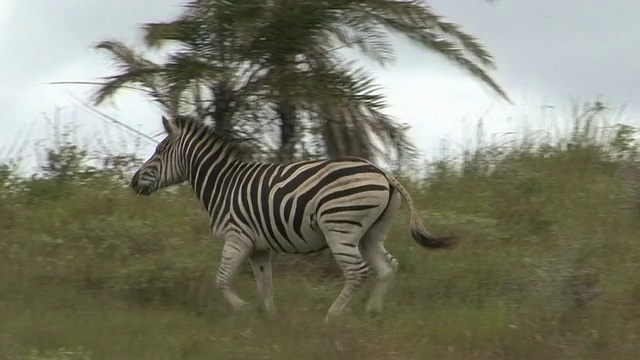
[131,115,455,322]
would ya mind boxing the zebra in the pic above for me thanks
[130,115,455,322]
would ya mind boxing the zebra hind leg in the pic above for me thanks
[360,240,398,314]
[249,250,278,317]
[323,232,371,323]
[360,190,401,314]
[216,237,252,311]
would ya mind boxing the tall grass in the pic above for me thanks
[2,102,640,359]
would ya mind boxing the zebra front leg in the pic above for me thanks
[249,250,278,317]
[216,238,252,311]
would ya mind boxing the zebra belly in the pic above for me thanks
[225,209,327,254]
[266,224,327,254]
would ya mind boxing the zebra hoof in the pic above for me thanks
[230,300,250,311]
[324,308,345,324]
[257,306,278,318]
[365,300,384,314]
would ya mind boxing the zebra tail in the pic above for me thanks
[409,214,456,249]
[384,172,456,249]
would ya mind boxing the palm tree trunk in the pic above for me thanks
[321,106,373,161]
[276,101,297,163]
[211,82,235,138]
[271,60,298,163]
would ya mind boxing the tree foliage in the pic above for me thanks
[92,0,508,164]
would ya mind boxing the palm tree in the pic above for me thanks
[92,0,508,164]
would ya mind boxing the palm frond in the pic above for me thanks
[411,30,510,102]
[163,52,229,83]
[344,0,509,101]
[354,0,496,64]
[94,40,157,70]
[92,41,166,106]
[362,13,509,102]
[143,21,188,48]
[324,22,395,66]
[288,54,417,163]
[92,68,160,106]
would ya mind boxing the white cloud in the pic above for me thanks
[0,0,12,28]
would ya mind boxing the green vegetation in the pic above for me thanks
[2,103,640,359]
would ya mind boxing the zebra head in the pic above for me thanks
[130,116,188,195]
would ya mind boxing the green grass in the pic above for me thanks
[3,106,640,359]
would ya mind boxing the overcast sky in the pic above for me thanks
[1,0,639,172]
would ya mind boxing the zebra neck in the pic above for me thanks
[185,139,240,217]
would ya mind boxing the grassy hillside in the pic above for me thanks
[2,104,640,359]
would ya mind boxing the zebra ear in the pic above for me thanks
[161,116,180,139]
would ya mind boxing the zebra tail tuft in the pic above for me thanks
[409,215,457,249]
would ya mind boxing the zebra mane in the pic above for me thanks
[171,114,241,158]
[172,114,214,134]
